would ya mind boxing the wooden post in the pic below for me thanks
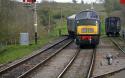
[48,11,51,34]
[15,39,16,45]
[0,42,1,47]
[5,41,7,46]
[11,40,13,45]
[59,29,61,36]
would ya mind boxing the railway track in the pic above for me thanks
[57,48,96,78]
[110,38,125,54]
[20,42,77,78]
[0,37,69,69]
[0,37,72,78]
[113,37,125,46]
[100,35,107,39]
[87,48,96,78]
[93,37,125,78]
[16,44,97,78]
[57,47,80,78]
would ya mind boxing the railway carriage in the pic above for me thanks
[105,17,121,37]
[67,14,76,38]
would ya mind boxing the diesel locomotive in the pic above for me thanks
[67,10,101,47]
[105,17,121,37]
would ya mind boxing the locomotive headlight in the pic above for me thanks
[96,21,98,24]
[96,21,98,26]
[77,21,79,23]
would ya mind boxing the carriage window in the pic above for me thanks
[77,19,96,26]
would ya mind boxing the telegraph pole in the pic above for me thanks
[91,2,94,10]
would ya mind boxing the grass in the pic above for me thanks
[0,22,68,64]
[0,35,56,64]
[101,20,106,35]
[51,21,68,36]
[0,46,6,54]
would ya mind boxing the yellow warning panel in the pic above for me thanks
[77,25,98,35]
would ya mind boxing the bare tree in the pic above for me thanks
[81,0,84,4]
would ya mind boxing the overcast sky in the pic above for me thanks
[17,0,97,3]
[47,0,97,3]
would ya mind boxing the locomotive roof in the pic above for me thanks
[75,10,99,20]
[67,10,100,21]
[106,17,120,19]
[78,10,97,14]
[67,14,76,20]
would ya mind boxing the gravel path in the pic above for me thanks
[93,37,125,78]
[62,49,93,78]
[107,70,125,78]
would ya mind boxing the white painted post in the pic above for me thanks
[34,2,38,44]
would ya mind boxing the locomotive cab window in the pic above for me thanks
[76,19,97,26]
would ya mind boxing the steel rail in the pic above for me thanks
[17,40,72,78]
[87,48,96,78]
[110,38,125,54]
[57,47,80,78]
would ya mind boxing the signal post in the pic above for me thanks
[23,0,38,44]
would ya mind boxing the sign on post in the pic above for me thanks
[20,33,29,45]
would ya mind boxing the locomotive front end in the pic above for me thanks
[74,10,100,47]
[75,19,100,46]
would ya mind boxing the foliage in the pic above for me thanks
[0,35,57,64]
[0,21,67,64]
[0,0,105,42]
[38,6,56,27]
[0,0,34,42]
[103,0,125,27]
[104,0,121,14]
